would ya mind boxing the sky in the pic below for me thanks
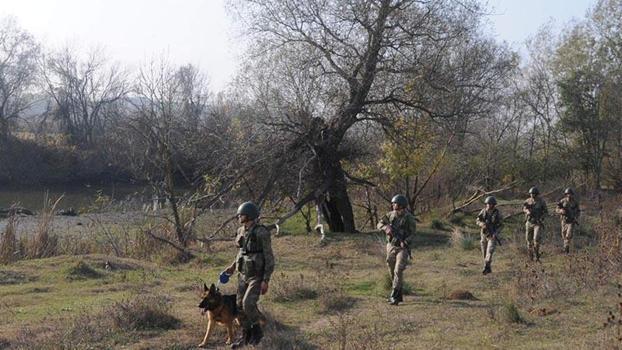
[0,0,596,92]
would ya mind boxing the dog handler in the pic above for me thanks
[224,201,275,348]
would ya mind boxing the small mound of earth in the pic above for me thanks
[447,290,478,300]
[529,307,558,317]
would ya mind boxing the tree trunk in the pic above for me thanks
[315,142,356,233]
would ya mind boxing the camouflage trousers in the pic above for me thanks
[525,222,543,253]
[561,222,576,249]
[386,243,408,290]
[236,275,262,329]
[480,233,496,263]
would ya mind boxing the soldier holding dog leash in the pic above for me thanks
[223,201,275,348]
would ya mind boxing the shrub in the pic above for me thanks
[110,294,180,331]
[448,213,465,226]
[256,311,316,350]
[501,302,524,324]
[0,213,19,264]
[27,194,60,259]
[65,261,103,280]
[450,228,476,251]
[270,273,318,303]
[430,219,445,230]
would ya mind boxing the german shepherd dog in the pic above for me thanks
[198,283,239,347]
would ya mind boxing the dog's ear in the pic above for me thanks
[209,283,216,293]
[203,283,208,292]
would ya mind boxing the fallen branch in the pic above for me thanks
[447,181,520,217]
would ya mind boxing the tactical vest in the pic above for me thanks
[237,224,266,279]
[525,198,546,224]
[388,211,409,246]
[479,208,501,233]
[559,199,579,224]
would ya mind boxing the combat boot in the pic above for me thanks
[230,326,251,349]
[482,262,491,275]
[396,288,403,303]
[389,288,401,305]
[534,247,541,262]
[248,324,264,345]
[528,248,534,261]
[564,246,570,254]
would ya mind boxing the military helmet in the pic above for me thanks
[529,187,539,195]
[391,194,408,208]
[564,188,574,195]
[237,201,259,220]
[484,196,497,205]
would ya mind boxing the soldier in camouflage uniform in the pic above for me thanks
[523,187,548,262]
[225,202,275,348]
[377,194,416,306]
[555,188,580,254]
[476,196,503,275]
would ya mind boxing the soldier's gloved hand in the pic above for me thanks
[260,281,269,295]
[400,241,406,248]
[384,226,392,235]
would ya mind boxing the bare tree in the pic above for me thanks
[0,17,40,141]
[40,46,128,148]
[230,0,516,232]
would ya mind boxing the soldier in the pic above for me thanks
[523,187,548,262]
[224,202,275,348]
[555,188,580,254]
[476,196,503,275]
[377,194,416,306]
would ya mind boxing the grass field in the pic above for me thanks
[0,209,619,349]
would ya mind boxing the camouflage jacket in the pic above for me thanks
[235,224,275,282]
[377,210,417,246]
[476,208,503,236]
[557,197,580,224]
[523,197,548,224]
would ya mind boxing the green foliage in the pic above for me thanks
[430,219,445,230]
[451,229,476,251]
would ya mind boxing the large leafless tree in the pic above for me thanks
[230,0,516,232]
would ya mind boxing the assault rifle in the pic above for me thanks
[477,212,502,246]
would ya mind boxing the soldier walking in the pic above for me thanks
[377,194,416,306]
[523,187,548,261]
[476,196,503,275]
[556,188,580,254]
[224,202,275,348]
